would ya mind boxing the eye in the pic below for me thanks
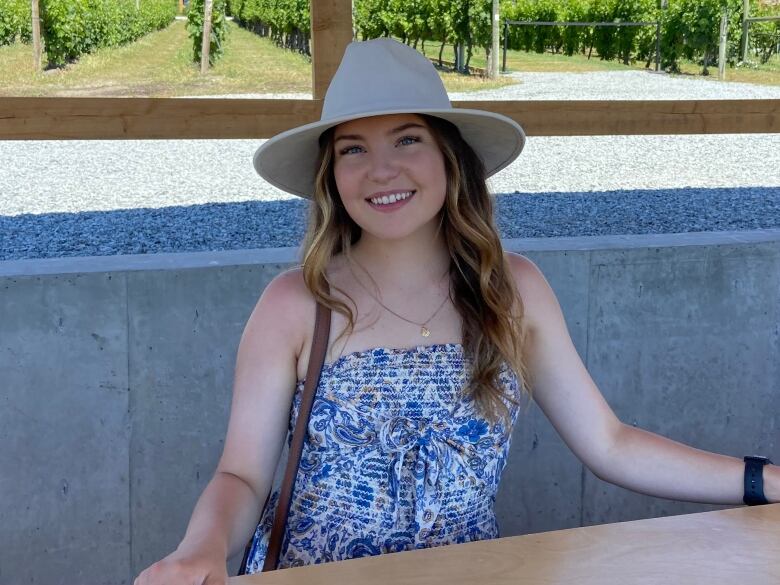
[398,135,420,146]
[339,144,364,155]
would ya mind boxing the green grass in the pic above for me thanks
[423,41,650,73]
[425,39,780,85]
[0,21,513,97]
[675,53,780,86]
[1,22,777,96]
[0,20,313,96]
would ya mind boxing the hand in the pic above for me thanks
[133,547,228,585]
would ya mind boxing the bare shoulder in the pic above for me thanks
[257,266,312,311]
[243,266,314,357]
[217,267,315,494]
[504,251,544,288]
[504,251,561,331]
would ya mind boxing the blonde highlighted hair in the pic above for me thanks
[301,115,529,425]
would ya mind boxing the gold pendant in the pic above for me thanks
[421,326,431,337]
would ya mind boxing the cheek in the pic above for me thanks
[425,152,448,198]
[333,164,355,198]
[333,168,363,218]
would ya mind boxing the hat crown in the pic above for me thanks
[322,38,451,120]
[253,38,525,199]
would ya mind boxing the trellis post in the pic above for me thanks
[502,20,508,73]
[489,0,499,78]
[718,10,728,81]
[741,0,750,63]
[200,0,213,74]
[30,0,42,71]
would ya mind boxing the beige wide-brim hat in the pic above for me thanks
[253,38,526,199]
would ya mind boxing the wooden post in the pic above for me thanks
[741,0,750,63]
[489,0,499,78]
[488,0,500,79]
[310,0,354,100]
[502,20,508,73]
[718,10,728,81]
[31,0,42,71]
[200,0,213,74]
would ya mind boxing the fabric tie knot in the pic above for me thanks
[378,415,447,536]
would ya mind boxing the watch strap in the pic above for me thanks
[743,455,772,506]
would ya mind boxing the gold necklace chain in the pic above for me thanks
[348,256,450,338]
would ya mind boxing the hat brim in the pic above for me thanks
[253,108,526,199]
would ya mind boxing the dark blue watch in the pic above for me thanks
[743,455,772,506]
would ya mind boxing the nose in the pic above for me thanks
[366,150,401,184]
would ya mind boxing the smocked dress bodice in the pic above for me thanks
[243,343,521,572]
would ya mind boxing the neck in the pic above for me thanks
[349,229,450,292]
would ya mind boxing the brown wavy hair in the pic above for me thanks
[301,114,529,425]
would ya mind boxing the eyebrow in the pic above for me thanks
[333,122,426,144]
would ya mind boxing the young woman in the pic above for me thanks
[135,38,778,585]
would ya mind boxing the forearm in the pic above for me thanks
[592,423,779,505]
[178,471,265,560]
[765,465,780,503]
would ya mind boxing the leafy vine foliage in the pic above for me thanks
[0,0,33,45]
[1,0,777,71]
[1,0,176,67]
[222,0,778,74]
[226,0,310,55]
[186,0,229,64]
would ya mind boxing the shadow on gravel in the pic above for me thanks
[1,186,779,261]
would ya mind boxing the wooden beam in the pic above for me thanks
[0,98,777,140]
[310,0,353,100]
[0,98,322,140]
[458,99,780,136]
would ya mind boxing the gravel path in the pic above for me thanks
[450,69,780,101]
[2,71,779,261]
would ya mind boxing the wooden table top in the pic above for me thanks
[230,504,780,584]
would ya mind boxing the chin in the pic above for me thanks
[349,207,443,243]
[361,226,422,242]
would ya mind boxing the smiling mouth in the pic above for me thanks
[366,190,416,206]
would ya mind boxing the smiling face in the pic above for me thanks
[331,113,448,243]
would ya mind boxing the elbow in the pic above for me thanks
[215,469,264,507]
[584,421,631,484]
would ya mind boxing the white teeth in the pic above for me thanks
[370,191,413,206]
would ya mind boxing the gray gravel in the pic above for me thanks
[3,187,779,261]
[2,70,779,261]
[449,69,780,101]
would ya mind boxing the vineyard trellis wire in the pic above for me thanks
[741,14,780,63]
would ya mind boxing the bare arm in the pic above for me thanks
[596,424,779,504]
[507,253,778,505]
[135,269,312,584]
[176,471,265,561]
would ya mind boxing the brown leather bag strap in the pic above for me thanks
[261,295,331,571]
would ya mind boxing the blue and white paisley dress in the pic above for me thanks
[243,343,521,572]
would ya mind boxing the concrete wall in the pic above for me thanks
[1,230,778,585]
